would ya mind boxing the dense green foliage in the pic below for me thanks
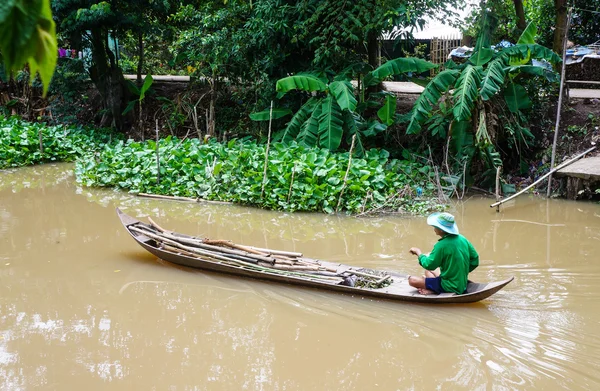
[0,0,57,94]
[75,137,444,214]
[262,58,437,156]
[463,0,600,48]
[51,0,177,129]
[0,116,119,168]
[406,15,560,186]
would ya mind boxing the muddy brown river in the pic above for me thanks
[1,163,599,390]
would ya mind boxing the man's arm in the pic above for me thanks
[468,241,479,272]
[417,245,442,271]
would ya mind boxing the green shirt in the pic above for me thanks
[418,234,479,294]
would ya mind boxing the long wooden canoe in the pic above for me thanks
[117,208,513,304]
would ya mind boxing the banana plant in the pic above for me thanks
[123,74,154,133]
[254,58,436,156]
[406,13,561,183]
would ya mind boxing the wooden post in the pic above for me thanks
[155,119,160,185]
[261,101,274,199]
[495,166,501,212]
[547,7,572,197]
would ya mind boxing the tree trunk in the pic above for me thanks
[553,0,568,56]
[88,28,127,130]
[137,31,144,86]
[208,72,216,137]
[513,0,526,31]
[366,30,379,70]
[366,30,380,98]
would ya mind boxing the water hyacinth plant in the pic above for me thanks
[76,137,445,215]
[0,116,119,169]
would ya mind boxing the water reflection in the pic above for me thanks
[1,164,600,390]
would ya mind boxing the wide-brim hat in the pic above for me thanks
[427,212,459,235]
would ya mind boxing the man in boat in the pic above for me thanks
[408,212,479,295]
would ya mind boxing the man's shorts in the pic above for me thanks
[425,276,445,294]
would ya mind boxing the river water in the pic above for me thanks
[1,163,599,390]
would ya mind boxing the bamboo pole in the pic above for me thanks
[135,225,275,263]
[147,216,166,232]
[131,226,342,282]
[140,193,197,202]
[490,145,596,208]
[39,127,44,155]
[137,193,232,205]
[547,8,572,197]
[246,246,303,258]
[336,134,356,213]
[345,268,388,280]
[155,119,160,185]
[375,275,391,285]
[202,240,269,256]
[495,166,501,212]
[261,100,274,199]
[287,162,297,204]
[130,226,258,264]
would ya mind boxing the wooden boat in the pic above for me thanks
[117,208,513,304]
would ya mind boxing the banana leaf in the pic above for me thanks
[517,22,537,45]
[452,65,483,121]
[480,58,505,100]
[329,80,357,111]
[281,98,319,143]
[297,103,322,148]
[504,82,531,113]
[139,74,154,101]
[317,96,344,151]
[449,120,472,158]
[343,111,365,157]
[377,94,397,126]
[505,65,559,82]
[470,49,493,66]
[249,108,293,121]
[276,75,328,96]
[406,69,460,134]
[364,58,437,87]
[505,44,561,65]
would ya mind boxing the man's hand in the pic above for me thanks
[409,247,422,256]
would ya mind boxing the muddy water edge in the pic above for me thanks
[1,163,599,390]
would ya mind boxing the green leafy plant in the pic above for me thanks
[0,116,120,168]
[253,58,436,156]
[75,136,445,215]
[406,14,561,184]
[123,74,154,133]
